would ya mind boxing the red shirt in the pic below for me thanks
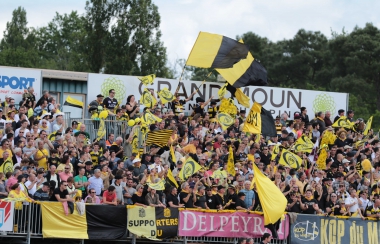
[103,190,116,203]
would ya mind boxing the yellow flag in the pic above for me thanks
[131,127,140,154]
[242,102,262,134]
[141,88,157,108]
[179,157,202,181]
[279,149,302,169]
[219,98,237,117]
[0,158,13,174]
[271,144,280,160]
[147,179,166,190]
[138,74,156,86]
[252,163,287,225]
[96,119,106,141]
[217,112,234,131]
[320,130,336,146]
[293,135,313,153]
[141,110,162,125]
[363,116,373,135]
[170,145,177,163]
[167,168,179,188]
[332,116,355,129]
[235,88,250,108]
[218,83,228,99]
[316,146,328,170]
[157,87,175,104]
[227,146,236,176]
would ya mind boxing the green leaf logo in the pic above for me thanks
[100,77,126,102]
[312,93,336,115]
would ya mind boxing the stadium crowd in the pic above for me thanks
[0,87,379,224]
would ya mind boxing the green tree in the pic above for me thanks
[35,11,89,71]
[0,7,38,67]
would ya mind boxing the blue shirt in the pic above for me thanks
[88,176,103,196]
[239,189,255,208]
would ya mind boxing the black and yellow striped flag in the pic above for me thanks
[243,102,277,137]
[64,96,84,109]
[146,129,173,147]
[186,32,249,69]
[226,83,250,108]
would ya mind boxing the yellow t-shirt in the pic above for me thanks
[36,148,49,170]
[0,148,13,159]
[9,190,28,210]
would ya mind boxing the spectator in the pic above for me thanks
[145,187,166,208]
[33,182,50,201]
[103,185,118,206]
[50,181,73,202]
[84,188,101,204]
[239,181,255,210]
[88,169,104,196]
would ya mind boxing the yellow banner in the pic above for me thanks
[243,102,262,134]
[279,149,302,169]
[127,206,157,240]
[157,87,175,104]
[41,202,88,239]
[271,144,280,160]
[147,179,166,190]
[219,98,237,117]
[316,146,328,170]
[141,110,162,125]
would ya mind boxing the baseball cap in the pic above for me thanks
[238,192,246,197]
[254,153,261,159]
[217,185,225,190]
[96,94,104,98]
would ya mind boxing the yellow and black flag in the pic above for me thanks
[217,112,234,131]
[141,88,157,108]
[332,116,355,130]
[216,40,267,88]
[226,83,250,108]
[242,102,276,137]
[218,83,228,99]
[141,110,162,125]
[279,148,302,169]
[186,32,249,69]
[293,135,313,153]
[363,116,373,135]
[145,129,173,147]
[138,74,156,86]
[64,96,84,109]
[179,157,202,181]
[157,87,175,104]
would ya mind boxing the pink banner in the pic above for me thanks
[179,210,289,240]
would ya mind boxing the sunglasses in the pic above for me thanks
[91,192,96,194]
[65,168,70,170]
[63,184,68,187]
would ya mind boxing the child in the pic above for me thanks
[48,149,60,169]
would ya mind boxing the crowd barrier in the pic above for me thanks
[0,201,290,244]
[3,201,380,243]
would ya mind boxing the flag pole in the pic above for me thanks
[174,64,187,94]
[195,71,213,92]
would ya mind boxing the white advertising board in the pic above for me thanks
[87,74,348,120]
[0,66,42,103]
[0,201,14,231]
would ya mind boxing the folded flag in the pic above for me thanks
[64,96,84,109]
[216,40,267,88]
[141,110,162,125]
[363,116,373,135]
[146,129,173,147]
[148,179,166,190]
[242,102,276,137]
[138,74,156,86]
[141,88,157,108]
[293,135,313,153]
[186,32,249,69]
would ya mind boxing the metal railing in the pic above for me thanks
[0,202,290,244]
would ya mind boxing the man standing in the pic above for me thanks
[260,233,272,244]
[25,173,38,196]
[88,169,104,196]
[345,189,362,215]
[110,136,124,159]
[88,94,104,112]
[239,181,255,210]
[347,110,355,122]
[50,181,73,202]
[124,153,136,168]
[103,89,118,115]
[33,182,50,201]
[300,107,309,124]
[334,109,345,123]
[324,111,333,127]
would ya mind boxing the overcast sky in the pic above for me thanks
[1,0,380,65]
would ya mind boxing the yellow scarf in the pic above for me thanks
[304,195,314,201]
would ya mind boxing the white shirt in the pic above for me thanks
[15,128,30,138]
[359,197,369,210]
[345,196,359,212]
[149,163,162,173]
[25,180,37,195]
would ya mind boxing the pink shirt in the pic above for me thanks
[59,172,73,182]
[6,176,17,189]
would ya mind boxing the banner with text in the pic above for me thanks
[178,210,289,240]
[0,201,14,231]
[0,67,42,103]
[87,74,348,119]
[291,214,380,244]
